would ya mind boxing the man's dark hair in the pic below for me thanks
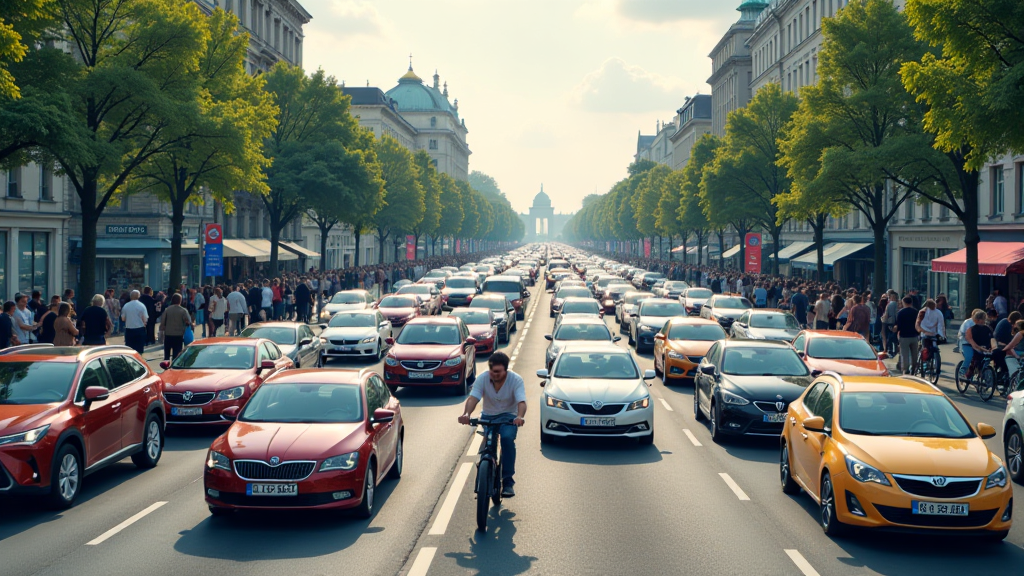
[488,351,510,369]
[3,301,15,313]
[902,296,913,305]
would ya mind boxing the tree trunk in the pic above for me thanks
[78,187,100,300]
[413,232,421,260]
[269,211,282,278]
[813,216,825,282]
[871,219,887,300]
[375,228,388,264]
[957,167,982,315]
[717,230,725,269]
[769,226,782,275]
[318,220,334,271]
[169,190,186,296]
[353,228,362,267]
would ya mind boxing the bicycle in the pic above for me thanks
[955,351,996,401]
[916,337,941,385]
[468,415,510,532]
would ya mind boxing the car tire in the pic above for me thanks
[131,413,164,469]
[47,443,82,510]
[386,432,403,480]
[693,390,706,421]
[354,462,376,519]
[628,328,635,346]
[639,430,654,446]
[316,354,324,368]
[549,310,555,318]
[819,472,847,537]
[654,357,663,379]
[780,442,800,495]
[387,384,399,395]
[377,340,385,361]
[710,400,723,444]
[1005,423,1024,485]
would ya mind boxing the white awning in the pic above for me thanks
[722,245,741,258]
[281,241,319,258]
[791,243,871,270]
[222,239,266,259]
[243,239,297,262]
[776,241,814,261]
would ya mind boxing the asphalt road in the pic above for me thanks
[3,280,1023,576]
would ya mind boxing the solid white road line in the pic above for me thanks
[718,473,750,501]
[428,462,474,535]
[682,429,702,446]
[658,398,674,412]
[467,431,484,456]
[407,547,438,576]
[784,549,821,576]
[86,501,167,545]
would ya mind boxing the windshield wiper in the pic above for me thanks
[840,428,881,436]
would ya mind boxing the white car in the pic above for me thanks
[319,290,374,320]
[1003,378,1024,485]
[537,344,655,445]
[319,310,392,362]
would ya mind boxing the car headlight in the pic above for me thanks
[845,455,891,486]
[320,451,359,472]
[480,331,494,339]
[627,397,650,411]
[444,356,463,367]
[0,424,50,447]
[206,450,231,471]
[667,351,686,360]
[360,336,376,343]
[385,356,398,366]
[720,389,750,406]
[986,465,1008,489]
[215,386,245,401]
[545,395,569,410]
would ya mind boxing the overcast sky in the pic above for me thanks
[302,0,742,214]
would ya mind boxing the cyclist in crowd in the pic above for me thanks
[916,298,946,362]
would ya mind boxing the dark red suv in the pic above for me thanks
[0,344,166,508]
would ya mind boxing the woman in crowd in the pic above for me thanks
[52,303,79,346]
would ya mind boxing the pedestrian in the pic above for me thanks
[209,287,227,337]
[895,296,920,374]
[121,290,149,355]
[295,279,311,323]
[993,289,1008,320]
[29,290,46,323]
[37,299,59,344]
[0,301,18,349]
[79,294,113,346]
[105,290,122,336]
[261,279,273,321]
[52,303,79,346]
[813,293,830,330]
[139,287,158,345]
[13,294,38,344]
[247,281,263,324]
[272,278,284,320]
[159,293,192,361]
[193,288,206,338]
[843,294,871,341]
[882,291,899,355]
[227,285,248,335]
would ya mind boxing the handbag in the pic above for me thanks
[183,324,194,345]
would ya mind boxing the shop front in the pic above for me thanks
[69,233,200,295]
[931,241,1024,317]
[790,242,872,287]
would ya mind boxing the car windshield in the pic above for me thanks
[685,289,713,299]
[396,324,461,345]
[379,296,417,308]
[446,278,476,289]
[664,281,688,291]
[483,281,521,293]
[808,338,878,360]
[722,347,809,376]
[240,383,364,423]
[554,352,637,379]
[750,314,800,329]
[171,345,254,370]
[640,302,685,317]
[644,273,664,280]
[399,285,431,295]
[240,326,296,345]
[668,324,727,341]
[556,288,591,299]
[839,393,974,438]
[425,271,446,278]
[328,313,376,328]
[625,293,653,305]
[554,323,611,341]
[562,300,600,314]
[451,310,491,324]
[715,297,752,309]
[330,292,364,304]
[471,298,506,311]
[0,362,78,404]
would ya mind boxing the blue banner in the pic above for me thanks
[204,243,223,277]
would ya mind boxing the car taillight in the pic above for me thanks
[512,299,522,307]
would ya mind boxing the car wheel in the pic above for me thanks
[354,462,376,519]
[316,354,323,368]
[654,356,663,378]
[376,340,385,361]
[780,442,800,495]
[693,389,706,421]
[387,433,403,480]
[387,384,399,395]
[131,413,163,469]
[1006,423,1024,484]
[819,472,846,537]
[639,429,654,446]
[47,444,82,509]
[549,310,555,318]
[710,401,723,444]
[628,328,635,346]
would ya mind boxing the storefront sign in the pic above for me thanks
[105,225,147,235]
[204,223,223,277]
[745,233,762,274]
[406,235,415,260]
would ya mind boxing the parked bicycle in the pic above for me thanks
[469,415,510,532]
[916,336,941,385]
[955,351,996,401]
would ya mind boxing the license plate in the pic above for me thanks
[335,345,353,352]
[408,371,434,379]
[247,483,298,496]
[581,417,615,426]
[171,407,202,416]
[913,501,969,516]
[763,413,786,423]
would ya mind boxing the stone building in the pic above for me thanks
[708,1,763,137]
[519,187,573,241]
[669,95,713,171]
[0,166,70,301]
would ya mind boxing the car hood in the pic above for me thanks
[321,327,378,340]
[805,358,889,376]
[844,435,998,477]
[277,344,297,357]
[638,316,672,329]
[444,288,476,297]
[666,340,717,356]
[548,378,647,404]
[683,298,708,306]
[748,327,801,341]
[468,325,495,339]
[0,404,60,433]
[324,303,366,313]
[379,307,416,318]
[713,307,748,318]
[721,374,813,401]
[390,343,461,360]
[218,421,368,462]
[162,369,255,392]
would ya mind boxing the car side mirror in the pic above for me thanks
[699,365,715,376]
[796,351,805,358]
[811,369,823,378]
[159,360,170,370]
[877,352,888,360]
[319,324,328,330]
[465,337,477,346]
[802,416,826,433]
[222,406,240,421]
[536,369,549,379]
[259,359,275,371]
[385,337,395,345]
[372,408,395,424]
[977,423,996,439]
[643,369,656,380]
[299,338,312,347]
[84,386,109,403]
[544,334,553,341]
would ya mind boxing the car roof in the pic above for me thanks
[718,339,792,348]
[484,275,523,282]
[0,344,138,363]
[330,309,377,315]
[803,330,864,339]
[822,375,942,395]
[747,309,793,316]
[558,342,629,353]
[191,337,258,346]
[406,316,459,325]
[561,297,598,303]
[245,321,304,330]
[666,317,721,326]
[639,298,679,305]
[265,368,367,385]
[336,289,369,295]
[556,315,607,325]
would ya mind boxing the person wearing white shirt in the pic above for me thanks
[260,280,273,320]
[226,286,248,335]
[13,295,37,344]
[120,290,149,354]
[735,277,743,294]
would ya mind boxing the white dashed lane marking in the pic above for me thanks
[719,473,750,501]
[682,429,702,446]
[428,463,473,536]
[86,501,166,545]
[658,398,674,412]
[785,550,821,576]
[408,547,438,576]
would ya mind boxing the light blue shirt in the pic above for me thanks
[470,370,527,416]
[753,287,768,307]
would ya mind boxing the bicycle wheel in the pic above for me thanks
[476,459,492,532]
[930,351,941,385]
[492,459,503,507]
[954,361,968,395]
[978,367,996,402]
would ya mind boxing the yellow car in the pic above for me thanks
[652,317,726,385]
[780,374,1012,540]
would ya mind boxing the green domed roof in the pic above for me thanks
[385,67,457,115]
[533,188,551,208]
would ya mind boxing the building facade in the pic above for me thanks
[709,1,764,137]
[0,166,70,301]
[519,188,573,242]
[669,95,713,171]
[634,118,677,167]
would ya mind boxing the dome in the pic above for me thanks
[532,188,551,208]
[385,66,457,115]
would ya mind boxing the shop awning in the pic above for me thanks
[222,239,266,259]
[281,241,319,258]
[670,245,686,253]
[791,243,871,270]
[776,241,814,261]
[931,242,1024,276]
[722,245,741,258]
[242,239,297,262]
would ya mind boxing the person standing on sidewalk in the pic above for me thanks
[895,296,920,374]
[52,303,79,346]
[227,285,248,335]
[159,293,193,361]
[79,294,112,346]
[0,301,19,349]
[209,287,227,336]
[13,295,38,345]
[121,290,149,355]
[139,287,158,345]
[193,288,206,338]
[260,280,273,321]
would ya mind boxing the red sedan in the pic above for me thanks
[204,369,403,517]
[374,295,422,329]
[449,307,499,352]
[160,338,292,426]
[383,317,477,395]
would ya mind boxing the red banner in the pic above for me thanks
[204,223,223,245]
[456,239,461,254]
[406,235,415,260]
[644,238,651,258]
[745,233,762,274]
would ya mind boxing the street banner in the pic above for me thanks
[204,223,223,277]
[644,238,651,258]
[745,233,762,274]
[456,239,461,253]
[406,235,415,260]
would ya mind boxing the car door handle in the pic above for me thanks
[111,402,121,409]
[790,417,796,425]
[143,387,151,393]
[801,433,808,439]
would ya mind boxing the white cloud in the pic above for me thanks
[314,0,393,40]
[615,0,733,24]
[570,58,689,113]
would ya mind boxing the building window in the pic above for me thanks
[18,231,48,295]
[921,199,931,221]
[939,204,950,220]
[430,117,437,128]
[992,165,1004,215]
[431,159,438,168]
[904,197,915,221]
[6,168,20,198]
[38,165,51,200]
[429,139,438,150]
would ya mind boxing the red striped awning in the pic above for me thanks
[931,242,1024,276]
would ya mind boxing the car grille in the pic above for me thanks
[167,413,228,423]
[214,492,343,507]
[892,475,983,499]
[400,360,442,371]
[570,403,624,416]
[874,504,997,528]
[233,460,317,481]
[686,356,703,363]
[558,423,647,435]
[753,401,788,413]
[330,338,362,345]
[390,374,448,384]
[164,392,215,406]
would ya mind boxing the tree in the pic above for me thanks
[457,181,481,249]
[409,151,440,258]
[678,134,721,267]
[436,173,464,254]
[700,153,760,268]
[128,9,277,292]
[632,164,671,256]
[372,135,424,263]
[0,0,57,99]
[468,170,504,200]
[656,170,686,259]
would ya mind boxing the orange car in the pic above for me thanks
[652,317,727,385]
[792,330,889,377]
[781,373,1012,540]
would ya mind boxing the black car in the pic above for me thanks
[693,340,813,443]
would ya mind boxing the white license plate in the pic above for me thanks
[581,417,616,426]
[171,407,202,416]
[763,413,786,423]
[408,371,434,379]
[335,345,353,352]
[913,501,969,516]
[247,483,298,496]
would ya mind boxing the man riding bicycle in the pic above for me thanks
[458,352,526,498]
[917,298,946,357]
